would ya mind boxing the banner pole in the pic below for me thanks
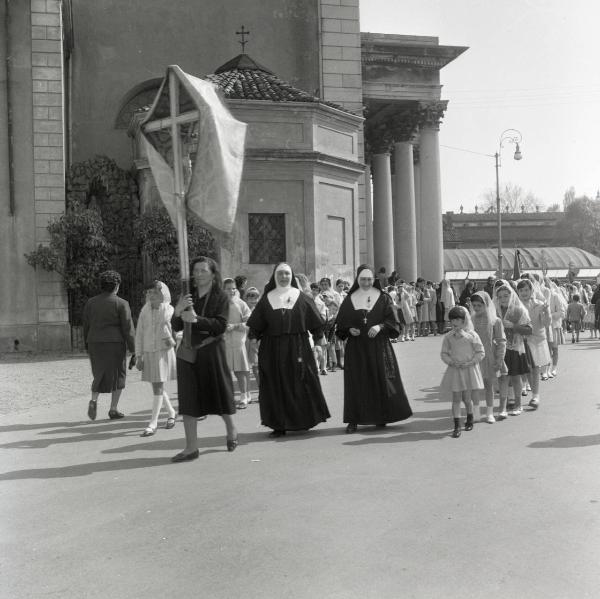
[169,69,190,296]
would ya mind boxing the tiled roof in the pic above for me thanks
[207,54,349,112]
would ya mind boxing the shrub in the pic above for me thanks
[25,201,112,324]
[134,205,216,298]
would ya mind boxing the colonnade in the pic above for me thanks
[368,102,446,283]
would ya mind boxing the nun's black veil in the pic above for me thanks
[346,264,383,295]
[263,262,300,295]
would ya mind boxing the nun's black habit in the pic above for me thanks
[247,264,330,433]
[336,265,412,426]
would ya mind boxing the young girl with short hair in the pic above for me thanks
[440,306,485,438]
[470,291,507,423]
[566,294,586,344]
[135,281,177,436]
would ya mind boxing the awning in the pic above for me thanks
[466,270,497,279]
[445,271,470,280]
[545,269,568,278]
[577,268,600,278]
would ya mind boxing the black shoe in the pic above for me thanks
[227,436,238,452]
[269,430,286,438]
[345,423,358,434]
[171,449,200,463]
[452,427,461,438]
[465,414,474,431]
[108,409,124,419]
[87,400,97,421]
[375,423,387,428]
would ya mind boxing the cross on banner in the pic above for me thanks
[140,65,247,290]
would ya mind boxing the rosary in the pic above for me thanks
[362,295,371,324]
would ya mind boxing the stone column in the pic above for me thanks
[393,141,417,281]
[371,153,394,273]
[364,163,374,267]
[417,102,447,282]
[413,152,421,276]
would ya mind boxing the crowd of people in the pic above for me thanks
[81,262,600,459]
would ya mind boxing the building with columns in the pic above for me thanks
[1,0,466,350]
[361,34,466,282]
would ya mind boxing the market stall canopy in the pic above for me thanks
[444,247,600,274]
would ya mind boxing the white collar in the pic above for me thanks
[267,286,300,310]
[350,288,380,311]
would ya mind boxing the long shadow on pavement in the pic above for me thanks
[528,433,600,449]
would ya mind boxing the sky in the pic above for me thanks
[360,0,600,213]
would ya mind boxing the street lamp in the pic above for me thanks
[495,129,523,277]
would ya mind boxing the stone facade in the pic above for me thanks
[0,0,70,351]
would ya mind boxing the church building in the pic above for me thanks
[1,0,466,350]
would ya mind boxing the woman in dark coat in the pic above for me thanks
[171,256,238,462]
[336,264,412,433]
[247,262,330,437]
[82,270,135,421]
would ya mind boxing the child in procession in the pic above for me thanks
[470,291,507,423]
[135,280,177,436]
[566,293,586,344]
[440,306,485,438]
[223,278,253,408]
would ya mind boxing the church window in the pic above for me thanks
[248,214,286,264]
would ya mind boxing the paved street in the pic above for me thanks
[1,337,600,599]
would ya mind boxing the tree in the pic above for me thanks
[557,195,600,255]
[546,203,561,212]
[563,186,576,210]
[480,182,543,213]
[134,205,216,298]
[25,201,113,325]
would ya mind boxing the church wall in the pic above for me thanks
[70,0,321,168]
[229,164,312,290]
[314,176,357,283]
[0,0,69,352]
[317,0,365,268]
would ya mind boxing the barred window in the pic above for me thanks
[248,213,286,264]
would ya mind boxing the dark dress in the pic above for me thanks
[82,292,135,393]
[336,292,412,425]
[171,287,235,418]
[247,293,330,431]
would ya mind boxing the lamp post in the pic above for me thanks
[495,129,523,277]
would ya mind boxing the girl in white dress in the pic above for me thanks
[135,281,177,436]
[517,278,551,410]
[440,306,485,438]
[223,278,252,408]
[244,286,261,394]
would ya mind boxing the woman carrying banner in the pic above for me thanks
[335,264,412,433]
[247,263,330,437]
[171,256,238,462]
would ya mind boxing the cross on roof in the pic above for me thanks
[236,25,250,53]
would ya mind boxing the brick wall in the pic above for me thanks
[318,0,367,265]
[30,0,70,347]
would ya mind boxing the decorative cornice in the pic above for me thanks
[364,107,421,159]
[417,100,448,130]
[244,149,365,174]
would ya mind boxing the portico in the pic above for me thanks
[361,34,466,282]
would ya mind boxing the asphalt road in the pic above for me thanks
[1,336,599,599]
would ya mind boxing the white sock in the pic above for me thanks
[162,391,176,418]
[149,394,163,429]
[486,406,494,417]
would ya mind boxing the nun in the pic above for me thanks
[336,264,412,433]
[246,263,330,437]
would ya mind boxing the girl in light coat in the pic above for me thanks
[135,281,177,436]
